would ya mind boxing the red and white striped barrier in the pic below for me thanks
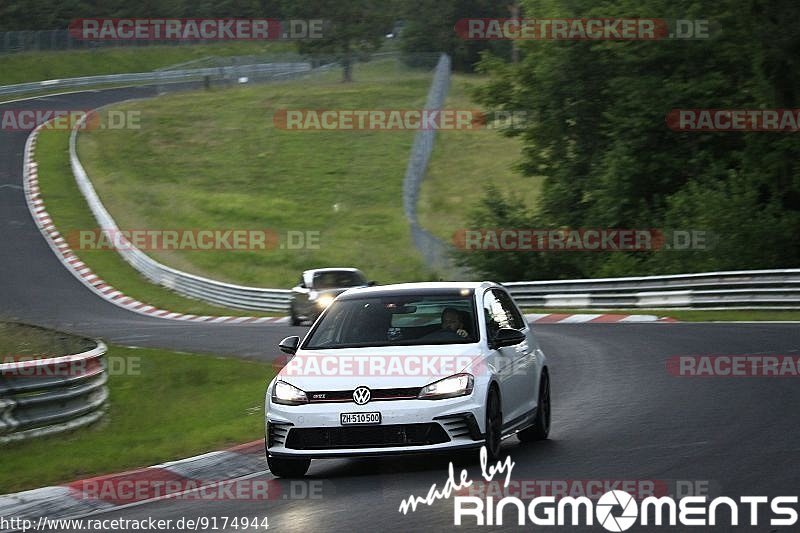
[525,313,677,324]
[22,124,286,325]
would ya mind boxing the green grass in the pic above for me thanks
[0,322,94,360]
[35,127,278,316]
[0,345,274,493]
[0,42,293,87]
[75,59,437,288]
[417,74,542,243]
[522,308,800,322]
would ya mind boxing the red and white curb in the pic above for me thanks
[525,313,677,324]
[22,124,287,325]
[0,440,269,523]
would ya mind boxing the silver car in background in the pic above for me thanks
[289,268,373,325]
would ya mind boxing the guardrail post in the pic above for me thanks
[0,398,19,435]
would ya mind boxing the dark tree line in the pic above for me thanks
[458,0,800,279]
[6,1,791,278]
[0,1,283,30]
[0,0,510,73]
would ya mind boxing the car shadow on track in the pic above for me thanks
[301,438,559,480]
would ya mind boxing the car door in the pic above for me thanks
[483,288,536,428]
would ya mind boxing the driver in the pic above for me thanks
[441,308,469,338]
[422,307,469,341]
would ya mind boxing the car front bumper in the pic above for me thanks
[266,395,486,458]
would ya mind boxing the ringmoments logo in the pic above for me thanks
[452,491,799,528]
[397,448,799,529]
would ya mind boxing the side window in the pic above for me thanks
[493,289,525,330]
[484,289,525,335]
[483,290,510,338]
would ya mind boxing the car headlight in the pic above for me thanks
[271,380,308,405]
[418,373,474,400]
[316,294,335,308]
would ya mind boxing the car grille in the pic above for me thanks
[284,423,450,450]
[307,387,421,403]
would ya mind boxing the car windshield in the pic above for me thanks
[312,271,366,289]
[303,292,479,349]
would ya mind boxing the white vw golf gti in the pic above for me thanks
[265,282,550,477]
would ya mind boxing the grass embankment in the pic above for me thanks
[35,128,278,316]
[0,322,94,360]
[71,62,530,289]
[75,59,437,288]
[0,42,292,87]
[523,308,800,322]
[417,74,542,243]
[0,339,274,493]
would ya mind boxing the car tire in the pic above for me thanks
[267,453,311,478]
[484,386,503,461]
[518,370,550,442]
[289,303,301,326]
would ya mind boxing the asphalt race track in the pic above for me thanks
[0,86,294,360]
[2,89,799,532]
[59,323,796,533]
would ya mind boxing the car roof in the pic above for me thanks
[303,267,363,275]
[338,281,499,299]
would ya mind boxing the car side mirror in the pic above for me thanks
[278,336,300,355]
[491,328,526,349]
[368,280,377,286]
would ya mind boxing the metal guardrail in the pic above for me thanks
[0,341,108,444]
[69,112,293,313]
[38,54,796,313]
[0,62,312,97]
[0,29,252,54]
[503,269,800,309]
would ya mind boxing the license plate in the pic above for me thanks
[340,412,381,425]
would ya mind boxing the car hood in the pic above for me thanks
[277,344,485,391]
[313,287,358,297]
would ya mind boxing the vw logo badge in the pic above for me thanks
[353,386,371,405]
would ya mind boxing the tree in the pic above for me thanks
[459,0,800,279]
[399,0,512,71]
[283,0,397,82]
